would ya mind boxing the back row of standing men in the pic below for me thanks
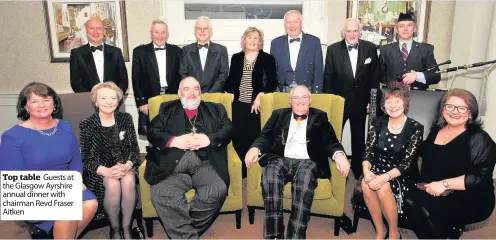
[69,10,440,178]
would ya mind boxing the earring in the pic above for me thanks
[53,107,56,111]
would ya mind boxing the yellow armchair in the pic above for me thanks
[138,93,243,237]
[246,92,346,236]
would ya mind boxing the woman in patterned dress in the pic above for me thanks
[79,82,139,239]
[361,87,424,239]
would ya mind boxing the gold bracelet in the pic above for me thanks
[386,172,392,181]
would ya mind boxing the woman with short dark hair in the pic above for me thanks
[358,87,423,239]
[0,82,98,239]
[408,88,496,238]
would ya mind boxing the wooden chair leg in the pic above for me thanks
[248,206,255,224]
[334,217,341,236]
[144,218,154,238]
[235,210,242,229]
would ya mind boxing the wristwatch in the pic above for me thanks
[442,181,449,190]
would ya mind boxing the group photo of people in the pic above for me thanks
[0,3,495,240]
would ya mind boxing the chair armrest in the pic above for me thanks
[329,160,346,205]
[227,143,242,197]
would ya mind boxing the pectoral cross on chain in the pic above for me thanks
[191,126,197,134]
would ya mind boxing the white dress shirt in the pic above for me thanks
[90,43,104,82]
[288,33,302,71]
[284,116,310,159]
[346,40,359,78]
[198,41,210,71]
[154,44,167,87]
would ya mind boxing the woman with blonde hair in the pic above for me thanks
[224,27,278,176]
[80,82,140,239]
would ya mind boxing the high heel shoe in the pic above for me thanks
[109,228,123,239]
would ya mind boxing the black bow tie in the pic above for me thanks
[90,45,103,52]
[289,37,301,43]
[154,47,165,51]
[198,43,208,49]
[293,113,307,120]
[347,44,358,51]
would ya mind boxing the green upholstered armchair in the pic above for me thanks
[246,92,347,236]
[138,93,243,237]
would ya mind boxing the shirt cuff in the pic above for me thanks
[166,137,175,148]
[332,151,346,161]
[416,72,427,84]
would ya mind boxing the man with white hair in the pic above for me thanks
[245,85,350,239]
[179,16,229,93]
[145,77,232,238]
[270,10,324,93]
[132,19,182,135]
[324,18,381,179]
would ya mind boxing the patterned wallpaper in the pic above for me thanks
[0,0,455,93]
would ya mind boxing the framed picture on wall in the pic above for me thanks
[347,0,431,46]
[43,0,129,62]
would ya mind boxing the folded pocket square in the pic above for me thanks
[364,57,372,64]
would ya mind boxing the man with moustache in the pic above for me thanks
[145,77,232,239]
[270,10,324,93]
[324,18,381,178]
[70,18,128,93]
[380,12,441,90]
[132,19,182,135]
[244,86,350,239]
[179,16,229,93]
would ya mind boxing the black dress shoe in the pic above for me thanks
[109,228,123,239]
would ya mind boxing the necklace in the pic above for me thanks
[189,113,198,133]
[444,126,465,138]
[29,119,58,136]
[389,115,406,131]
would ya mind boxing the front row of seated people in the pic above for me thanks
[0,80,495,239]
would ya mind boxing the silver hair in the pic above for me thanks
[195,16,212,30]
[289,85,311,97]
[150,19,168,33]
[284,10,303,22]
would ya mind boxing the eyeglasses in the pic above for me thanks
[290,95,309,100]
[444,104,469,114]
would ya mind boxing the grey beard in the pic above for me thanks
[180,97,201,110]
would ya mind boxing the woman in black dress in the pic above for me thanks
[360,87,424,239]
[80,82,140,239]
[224,27,277,177]
[408,89,496,239]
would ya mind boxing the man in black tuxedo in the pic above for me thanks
[324,18,381,178]
[245,86,350,239]
[145,77,232,239]
[179,16,229,93]
[132,19,182,135]
[70,18,128,93]
[380,12,441,90]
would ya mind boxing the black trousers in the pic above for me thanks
[232,100,261,177]
[342,107,367,178]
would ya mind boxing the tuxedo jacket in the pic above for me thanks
[132,42,182,107]
[251,108,345,178]
[179,42,229,93]
[145,100,232,186]
[224,50,278,102]
[324,39,380,111]
[380,41,441,90]
[270,33,324,93]
[70,43,128,93]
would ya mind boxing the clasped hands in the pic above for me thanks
[102,162,132,179]
[171,133,210,150]
[423,181,448,197]
[363,169,389,191]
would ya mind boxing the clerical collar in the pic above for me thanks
[184,108,198,120]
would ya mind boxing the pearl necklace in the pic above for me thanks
[389,115,406,131]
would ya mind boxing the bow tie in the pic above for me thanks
[90,45,103,52]
[154,47,165,51]
[198,43,208,49]
[293,113,307,121]
[289,37,301,43]
[347,44,358,51]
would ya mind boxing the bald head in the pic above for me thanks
[85,18,105,45]
[343,18,360,45]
